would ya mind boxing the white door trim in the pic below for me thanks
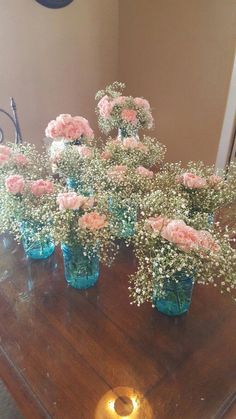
[215,52,236,169]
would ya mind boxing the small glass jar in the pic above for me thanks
[153,271,194,316]
[20,220,55,260]
[61,243,99,289]
[117,127,139,140]
[108,198,137,239]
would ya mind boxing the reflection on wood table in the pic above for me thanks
[0,234,236,419]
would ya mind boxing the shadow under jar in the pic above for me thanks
[61,243,99,289]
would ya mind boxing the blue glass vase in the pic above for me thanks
[61,243,99,289]
[118,127,139,140]
[153,271,194,316]
[109,198,137,239]
[20,221,55,260]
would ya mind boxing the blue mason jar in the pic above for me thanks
[61,243,99,289]
[66,177,92,197]
[108,198,137,239]
[153,271,194,316]
[20,220,55,260]
[117,127,139,140]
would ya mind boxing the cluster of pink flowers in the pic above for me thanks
[97,95,153,128]
[176,172,222,190]
[5,176,54,197]
[77,145,93,158]
[107,165,127,182]
[146,216,219,253]
[0,145,29,167]
[45,114,94,141]
[30,180,54,197]
[5,175,25,194]
[79,211,108,230]
[13,154,28,166]
[57,192,94,211]
[136,166,154,178]
[122,137,147,152]
[0,145,11,166]
[121,109,137,125]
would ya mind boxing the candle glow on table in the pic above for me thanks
[95,386,153,418]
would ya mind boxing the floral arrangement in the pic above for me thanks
[45,113,94,143]
[51,189,118,265]
[0,174,57,247]
[49,142,103,197]
[172,161,236,214]
[95,82,154,136]
[0,143,50,179]
[129,215,236,306]
[99,135,166,169]
[84,161,156,239]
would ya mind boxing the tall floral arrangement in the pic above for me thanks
[95,82,154,137]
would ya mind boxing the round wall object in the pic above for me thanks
[35,0,74,9]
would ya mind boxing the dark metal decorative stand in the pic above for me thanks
[0,98,23,144]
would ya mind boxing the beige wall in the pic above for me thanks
[119,0,236,164]
[0,0,118,146]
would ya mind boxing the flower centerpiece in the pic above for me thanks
[100,135,166,169]
[51,190,118,289]
[0,175,57,259]
[50,142,99,195]
[129,212,236,316]
[45,113,94,145]
[174,161,236,222]
[0,143,51,179]
[95,82,154,138]
[85,161,155,239]
[45,113,95,191]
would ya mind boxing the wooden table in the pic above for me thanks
[0,235,236,419]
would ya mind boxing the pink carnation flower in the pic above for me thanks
[5,175,25,194]
[197,230,219,253]
[45,119,61,139]
[134,97,150,110]
[161,220,200,252]
[79,211,108,230]
[101,151,112,160]
[121,109,138,125]
[146,216,170,234]
[13,154,28,166]
[107,165,127,181]
[108,139,121,147]
[45,114,94,141]
[0,153,9,166]
[57,192,86,210]
[178,172,207,189]
[77,146,93,158]
[136,166,154,178]
[0,145,11,156]
[30,179,54,197]
[123,137,139,149]
[97,95,113,118]
[111,96,127,106]
[208,174,222,189]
